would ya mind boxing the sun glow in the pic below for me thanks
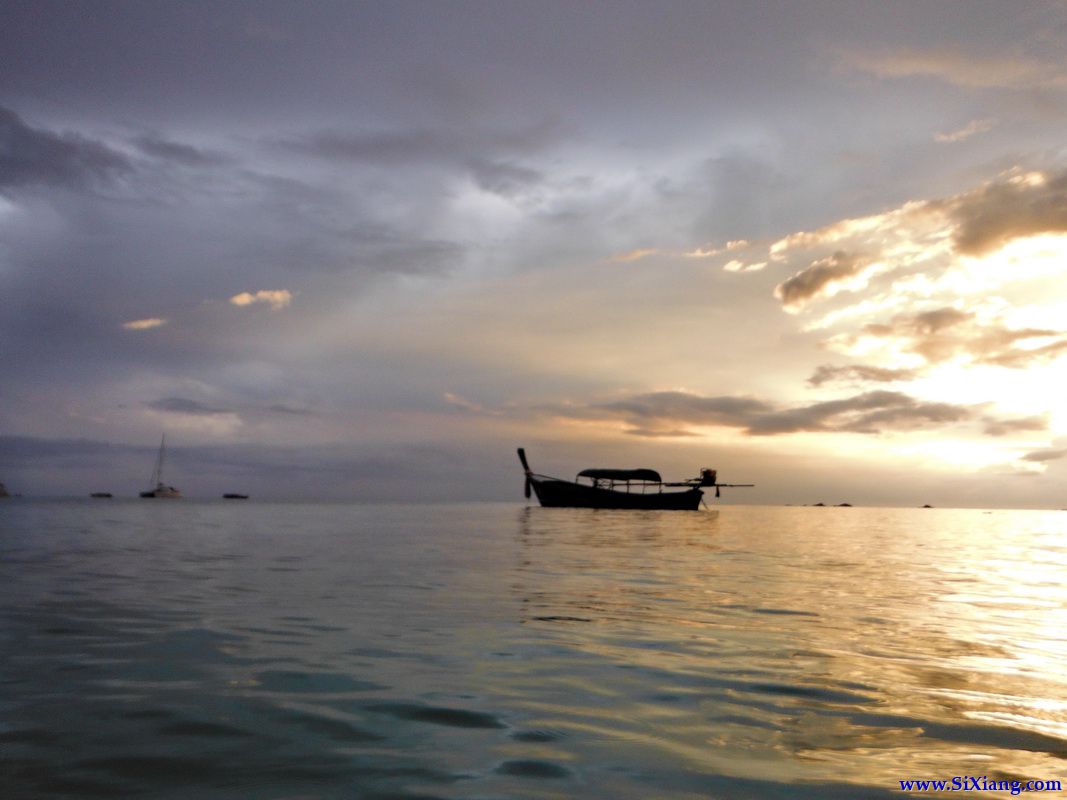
[911,362,1067,433]
[961,232,1067,287]
[892,438,1040,472]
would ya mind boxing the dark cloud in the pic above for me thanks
[808,364,920,386]
[625,427,700,438]
[266,404,315,416]
[982,338,1067,368]
[146,397,232,416]
[774,251,869,309]
[855,307,1067,367]
[147,398,319,419]
[566,389,977,437]
[984,415,1049,436]
[949,170,1067,256]
[132,133,229,166]
[283,128,456,164]
[466,158,544,198]
[748,391,972,435]
[595,392,774,429]
[1021,448,1067,463]
[278,120,562,167]
[335,224,464,276]
[0,105,130,189]
[895,307,972,335]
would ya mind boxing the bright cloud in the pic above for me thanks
[766,168,1067,316]
[229,289,293,310]
[122,318,167,330]
[935,118,997,143]
[723,259,766,273]
[611,248,658,263]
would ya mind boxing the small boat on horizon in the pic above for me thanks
[0,482,10,498]
[222,493,249,500]
[140,435,181,499]
[517,448,751,510]
[90,492,113,498]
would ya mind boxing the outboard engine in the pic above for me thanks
[699,468,717,487]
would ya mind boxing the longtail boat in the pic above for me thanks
[517,448,751,510]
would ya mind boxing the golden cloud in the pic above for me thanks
[229,289,293,310]
[122,317,167,330]
[766,168,1067,315]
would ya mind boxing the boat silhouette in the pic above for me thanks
[517,448,750,510]
[140,435,181,498]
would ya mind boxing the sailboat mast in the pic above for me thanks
[151,435,165,486]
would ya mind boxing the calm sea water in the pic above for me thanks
[2,501,1066,799]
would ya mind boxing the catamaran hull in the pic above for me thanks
[529,477,702,510]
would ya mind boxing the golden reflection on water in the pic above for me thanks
[495,506,1067,791]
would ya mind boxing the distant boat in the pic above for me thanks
[517,448,751,510]
[90,492,113,498]
[0,482,9,498]
[222,493,249,500]
[140,435,181,498]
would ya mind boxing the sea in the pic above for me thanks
[2,500,1066,799]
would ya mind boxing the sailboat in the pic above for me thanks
[140,435,182,498]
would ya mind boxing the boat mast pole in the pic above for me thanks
[155,434,165,486]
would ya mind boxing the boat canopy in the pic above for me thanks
[577,468,662,483]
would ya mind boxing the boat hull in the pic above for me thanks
[530,478,702,510]
[140,486,181,498]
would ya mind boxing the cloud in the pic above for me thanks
[265,404,315,416]
[947,170,1067,256]
[842,47,1067,90]
[762,168,1067,316]
[323,223,464,277]
[0,105,130,189]
[466,158,543,197]
[808,364,919,386]
[846,306,1067,368]
[146,397,231,416]
[611,248,658,263]
[122,318,168,330]
[278,119,562,166]
[593,392,774,431]
[132,133,228,166]
[774,251,873,309]
[747,391,973,435]
[984,415,1049,437]
[555,389,978,437]
[935,118,997,144]
[723,259,766,273]
[1021,448,1067,463]
[229,289,293,310]
[146,396,316,420]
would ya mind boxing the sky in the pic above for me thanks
[3,0,1067,506]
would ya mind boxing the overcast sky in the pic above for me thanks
[3,0,1067,506]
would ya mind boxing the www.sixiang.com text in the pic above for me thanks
[899,777,1062,795]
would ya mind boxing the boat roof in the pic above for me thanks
[577,468,662,482]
